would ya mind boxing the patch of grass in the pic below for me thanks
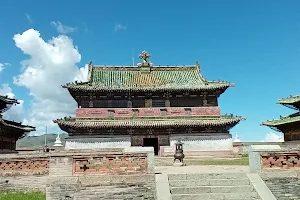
[0,191,45,200]
[241,154,249,157]
[185,157,249,166]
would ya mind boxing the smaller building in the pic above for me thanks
[0,95,35,152]
[262,95,300,141]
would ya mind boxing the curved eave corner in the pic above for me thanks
[0,120,36,132]
[260,121,273,127]
[278,95,300,104]
[0,95,20,105]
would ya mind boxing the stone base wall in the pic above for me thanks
[0,147,155,199]
[160,134,233,156]
[65,136,131,149]
[261,152,300,170]
[233,142,284,155]
[46,175,156,200]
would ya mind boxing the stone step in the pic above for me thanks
[169,178,251,187]
[172,192,261,200]
[170,185,255,194]
[168,173,248,181]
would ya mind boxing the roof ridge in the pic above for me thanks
[91,65,198,70]
[279,94,300,101]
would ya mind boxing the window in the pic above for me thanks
[152,99,165,107]
[132,100,145,108]
[80,100,89,108]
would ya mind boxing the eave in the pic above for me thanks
[54,115,245,130]
[278,95,300,104]
[0,95,19,104]
[0,119,36,132]
[278,95,300,110]
[261,113,300,127]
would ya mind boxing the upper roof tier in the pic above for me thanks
[63,50,234,93]
[0,95,19,113]
[278,95,300,110]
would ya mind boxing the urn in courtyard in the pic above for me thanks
[174,141,185,163]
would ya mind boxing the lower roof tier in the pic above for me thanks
[0,119,36,139]
[261,112,300,127]
[54,115,244,130]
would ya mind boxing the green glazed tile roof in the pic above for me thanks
[278,95,300,105]
[0,95,19,104]
[63,65,234,92]
[0,119,36,138]
[53,115,244,129]
[261,112,300,127]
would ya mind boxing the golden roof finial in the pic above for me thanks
[139,50,151,63]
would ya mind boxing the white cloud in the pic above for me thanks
[25,13,33,24]
[51,21,76,34]
[0,63,11,72]
[261,132,284,142]
[114,23,127,32]
[0,84,25,122]
[12,29,88,133]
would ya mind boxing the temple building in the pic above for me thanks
[54,51,244,155]
[262,95,300,141]
[0,95,35,152]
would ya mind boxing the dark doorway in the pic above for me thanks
[143,138,159,155]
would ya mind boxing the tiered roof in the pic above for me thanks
[0,95,35,137]
[55,51,244,131]
[0,95,19,113]
[63,51,233,94]
[54,115,244,130]
[262,95,300,131]
[278,95,300,110]
[0,119,35,138]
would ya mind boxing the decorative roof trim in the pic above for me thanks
[62,82,233,92]
[0,119,36,132]
[278,95,300,104]
[0,95,19,104]
[53,115,245,129]
[261,112,300,127]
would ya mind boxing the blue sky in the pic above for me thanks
[0,0,299,141]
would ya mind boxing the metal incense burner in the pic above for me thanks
[174,141,185,163]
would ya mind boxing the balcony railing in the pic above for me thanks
[76,107,220,119]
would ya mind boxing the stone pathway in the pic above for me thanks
[155,165,278,200]
[155,165,250,174]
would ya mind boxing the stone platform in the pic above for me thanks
[160,134,233,157]
[65,134,234,157]
[65,135,131,150]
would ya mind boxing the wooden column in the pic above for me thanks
[145,99,152,107]
[165,99,170,107]
[10,138,12,150]
[164,92,171,107]
[89,93,94,107]
[127,93,132,108]
[127,100,132,108]
[203,92,208,106]
[145,92,152,108]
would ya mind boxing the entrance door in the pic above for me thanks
[143,138,159,155]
